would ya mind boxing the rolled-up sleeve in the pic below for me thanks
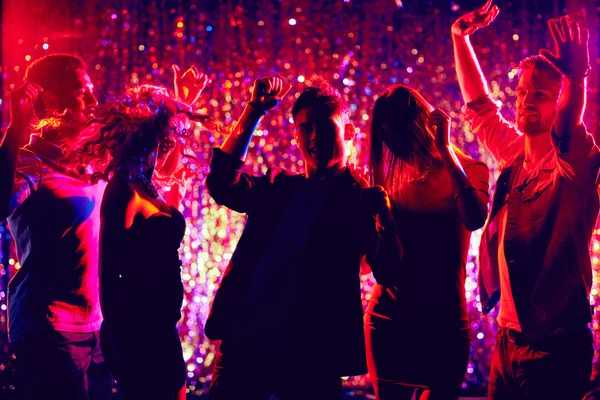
[551,125,600,184]
[463,95,523,167]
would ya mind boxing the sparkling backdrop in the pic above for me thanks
[1,0,599,395]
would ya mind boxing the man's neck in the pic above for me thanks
[40,128,61,145]
[524,131,552,163]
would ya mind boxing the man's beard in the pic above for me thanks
[55,117,96,152]
[517,116,555,137]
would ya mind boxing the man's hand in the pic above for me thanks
[9,81,42,130]
[172,65,210,107]
[362,185,392,226]
[451,0,499,37]
[540,16,590,80]
[250,77,291,111]
[429,108,451,151]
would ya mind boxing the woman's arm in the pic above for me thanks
[0,82,41,220]
[431,109,489,231]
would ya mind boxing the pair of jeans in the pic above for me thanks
[11,330,112,400]
[489,326,594,400]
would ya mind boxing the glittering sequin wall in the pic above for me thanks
[1,0,598,394]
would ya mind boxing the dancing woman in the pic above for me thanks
[365,85,489,400]
[75,84,212,399]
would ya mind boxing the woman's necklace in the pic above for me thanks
[136,173,159,198]
[408,161,440,184]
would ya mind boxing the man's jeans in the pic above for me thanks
[489,326,593,400]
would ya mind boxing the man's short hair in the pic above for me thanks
[25,53,87,93]
[292,84,349,122]
[518,55,563,84]
[24,53,87,116]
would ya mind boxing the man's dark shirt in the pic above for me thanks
[205,149,387,376]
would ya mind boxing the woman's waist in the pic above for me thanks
[368,284,468,323]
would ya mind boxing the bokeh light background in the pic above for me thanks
[0,0,598,395]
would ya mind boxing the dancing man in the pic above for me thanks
[206,78,402,400]
[0,53,205,399]
[453,2,597,398]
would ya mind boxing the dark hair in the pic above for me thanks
[25,53,87,116]
[291,84,349,122]
[518,55,563,84]
[71,85,215,185]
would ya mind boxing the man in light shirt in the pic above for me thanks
[453,2,597,399]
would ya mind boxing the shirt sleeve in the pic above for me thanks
[464,159,491,199]
[551,124,600,185]
[462,95,524,167]
[359,184,404,287]
[205,148,277,215]
[8,150,42,216]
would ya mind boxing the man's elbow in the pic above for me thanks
[464,210,487,231]
[205,174,231,207]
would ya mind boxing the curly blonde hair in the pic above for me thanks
[71,84,217,185]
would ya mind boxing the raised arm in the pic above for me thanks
[161,66,213,207]
[221,77,290,161]
[539,16,597,184]
[0,81,41,220]
[540,16,589,139]
[430,108,489,231]
[172,64,210,109]
[206,77,291,213]
[452,2,522,166]
[451,0,499,103]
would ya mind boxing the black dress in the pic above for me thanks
[101,205,186,398]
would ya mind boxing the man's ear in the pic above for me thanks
[40,91,59,112]
[344,123,355,141]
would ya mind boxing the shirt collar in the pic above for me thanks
[537,150,556,171]
[27,134,63,162]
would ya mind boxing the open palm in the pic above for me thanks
[540,16,590,80]
[452,0,500,37]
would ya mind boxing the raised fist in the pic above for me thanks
[250,77,291,111]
